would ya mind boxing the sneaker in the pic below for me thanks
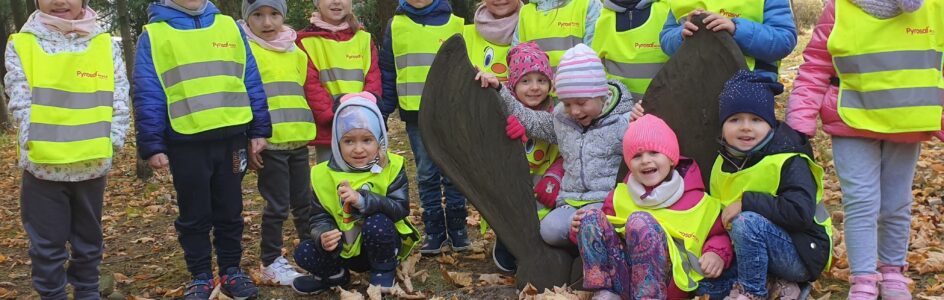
[878,264,913,300]
[183,273,213,300]
[261,256,303,286]
[492,241,517,273]
[848,274,881,300]
[369,270,397,293]
[766,279,801,300]
[292,269,349,295]
[220,267,259,300]
[419,232,449,255]
[448,229,471,252]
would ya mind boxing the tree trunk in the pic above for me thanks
[450,0,472,23]
[216,0,241,18]
[11,0,28,31]
[114,0,151,180]
[25,0,36,15]
[1,0,11,81]
[0,82,11,131]
[377,0,398,42]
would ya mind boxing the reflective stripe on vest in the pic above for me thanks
[827,0,944,133]
[519,0,589,68]
[391,15,464,111]
[310,153,420,260]
[463,24,511,81]
[145,14,252,135]
[249,41,317,144]
[710,153,834,272]
[592,3,671,99]
[299,30,372,99]
[13,33,114,164]
[525,138,560,175]
[668,0,766,70]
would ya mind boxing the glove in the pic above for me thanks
[505,115,528,143]
[534,174,561,209]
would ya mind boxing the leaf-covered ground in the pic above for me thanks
[1,31,943,300]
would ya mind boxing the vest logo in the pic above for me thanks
[558,21,580,28]
[76,70,108,80]
[212,41,237,49]
[718,9,741,18]
[677,231,701,243]
[346,54,363,60]
[634,42,660,49]
[906,26,933,35]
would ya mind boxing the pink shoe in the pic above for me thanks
[723,284,765,300]
[848,274,881,300]
[878,264,913,300]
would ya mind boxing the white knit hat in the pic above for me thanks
[554,44,609,100]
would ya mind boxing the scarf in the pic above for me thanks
[399,0,442,16]
[35,7,98,37]
[309,12,352,32]
[237,20,296,52]
[473,1,522,45]
[850,0,923,18]
[163,0,208,16]
[627,170,684,209]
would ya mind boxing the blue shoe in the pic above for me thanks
[220,267,258,300]
[292,269,349,295]
[448,228,472,252]
[419,232,449,255]
[183,273,213,300]
[370,270,397,293]
[492,241,517,273]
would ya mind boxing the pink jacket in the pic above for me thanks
[786,0,944,143]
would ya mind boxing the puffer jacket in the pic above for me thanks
[786,0,944,143]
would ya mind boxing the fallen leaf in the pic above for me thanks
[338,286,365,300]
[163,286,184,298]
[0,288,16,299]
[367,284,382,300]
[464,253,487,261]
[113,272,132,285]
[413,269,429,283]
[440,265,473,287]
[437,253,456,265]
[126,296,154,300]
[519,283,539,298]
[132,237,155,244]
[478,273,515,286]
[815,292,831,300]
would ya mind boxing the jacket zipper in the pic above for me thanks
[193,15,202,28]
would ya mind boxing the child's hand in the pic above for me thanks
[699,252,724,278]
[320,229,342,251]
[148,153,169,169]
[475,71,500,89]
[681,9,704,38]
[570,209,587,235]
[505,115,529,143]
[703,12,736,34]
[722,200,743,229]
[534,175,561,209]
[338,180,361,210]
[249,150,264,170]
[629,101,645,121]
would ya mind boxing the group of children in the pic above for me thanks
[5,0,941,299]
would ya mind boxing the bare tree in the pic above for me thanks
[377,0,398,42]
[11,0,28,30]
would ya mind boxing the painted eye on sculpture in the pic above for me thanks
[484,47,495,67]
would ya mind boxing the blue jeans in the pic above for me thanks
[730,212,810,298]
[404,122,467,234]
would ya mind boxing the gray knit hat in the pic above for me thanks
[242,0,287,20]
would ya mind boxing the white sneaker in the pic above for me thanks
[261,256,304,286]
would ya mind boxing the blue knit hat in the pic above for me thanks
[718,70,784,127]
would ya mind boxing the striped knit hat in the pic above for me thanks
[554,44,609,100]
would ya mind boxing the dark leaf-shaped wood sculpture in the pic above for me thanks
[643,14,749,184]
[419,35,574,291]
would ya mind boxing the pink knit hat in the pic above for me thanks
[622,114,680,167]
[507,42,553,98]
[555,44,609,100]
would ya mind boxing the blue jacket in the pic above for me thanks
[133,2,271,160]
[378,0,455,124]
[658,0,797,82]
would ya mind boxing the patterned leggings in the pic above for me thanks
[578,209,670,299]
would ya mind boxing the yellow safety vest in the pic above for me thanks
[248,42,317,144]
[391,14,464,111]
[518,0,589,68]
[463,24,511,81]
[13,33,114,164]
[709,153,834,272]
[668,0,766,70]
[608,184,722,292]
[298,30,373,99]
[145,14,252,135]
[827,0,944,133]
[310,153,420,259]
[592,3,672,99]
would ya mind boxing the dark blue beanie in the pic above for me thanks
[718,70,784,127]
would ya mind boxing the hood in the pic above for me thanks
[329,98,390,173]
[147,1,220,28]
[676,157,706,194]
[20,11,106,44]
[720,122,815,169]
[395,0,454,19]
[554,80,634,130]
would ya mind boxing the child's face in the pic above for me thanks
[405,0,434,9]
[722,112,772,151]
[318,0,352,26]
[172,0,206,10]
[339,128,380,168]
[629,151,674,188]
[562,96,605,126]
[246,6,284,41]
[38,0,84,20]
[514,72,551,108]
[484,0,517,18]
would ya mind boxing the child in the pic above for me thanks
[658,0,797,82]
[133,0,271,298]
[464,0,522,81]
[297,0,382,163]
[239,0,317,286]
[710,70,833,300]
[514,0,603,68]
[4,0,130,297]
[476,42,565,273]
[379,0,471,255]
[570,115,733,300]
[292,92,418,294]
[591,0,672,100]
[787,0,943,298]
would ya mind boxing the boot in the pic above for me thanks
[446,208,471,251]
[878,264,912,300]
[420,210,448,254]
